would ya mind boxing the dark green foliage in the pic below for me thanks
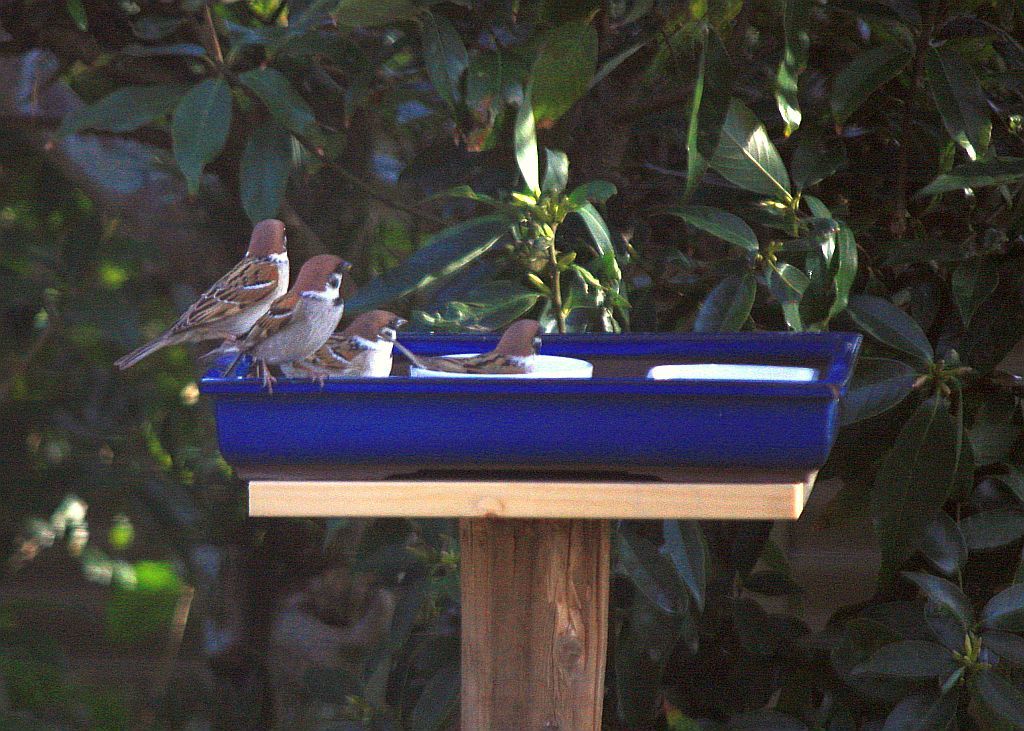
[3,0,1024,726]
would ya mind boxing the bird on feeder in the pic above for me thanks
[281,310,408,381]
[394,319,542,374]
[114,219,289,370]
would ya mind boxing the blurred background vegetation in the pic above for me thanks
[2,0,1024,727]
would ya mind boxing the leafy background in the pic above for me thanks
[2,0,1024,727]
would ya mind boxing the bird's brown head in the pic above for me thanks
[494,319,541,357]
[344,310,407,342]
[292,255,352,294]
[247,219,287,257]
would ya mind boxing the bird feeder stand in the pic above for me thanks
[248,471,817,730]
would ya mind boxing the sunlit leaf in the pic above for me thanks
[573,202,614,257]
[685,29,732,196]
[918,157,1024,197]
[710,100,791,202]
[767,262,809,331]
[774,0,812,136]
[542,148,569,193]
[665,205,758,254]
[514,93,540,194]
[530,20,598,125]
[347,216,510,313]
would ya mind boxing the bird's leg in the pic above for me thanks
[289,360,328,389]
[258,360,277,394]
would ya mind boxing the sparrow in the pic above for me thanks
[115,219,288,370]
[281,310,408,381]
[394,319,542,374]
[224,254,352,392]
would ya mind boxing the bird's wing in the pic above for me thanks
[238,291,300,348]
[170,257,282,335]
[307,335,364,369]
[447,353,528,374]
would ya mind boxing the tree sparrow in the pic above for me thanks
[115,219,288,370]
[394,319,542,374]
[281,310,408,381]
[225,255,352,392]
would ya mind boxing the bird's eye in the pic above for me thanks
[328,275,341,288]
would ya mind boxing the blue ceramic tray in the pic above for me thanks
[200,332,861,480]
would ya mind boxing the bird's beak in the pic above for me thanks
[395,318,408,329]
[337,260,353,273]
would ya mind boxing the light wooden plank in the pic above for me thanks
[248,473,816,519]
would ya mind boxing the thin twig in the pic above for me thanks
[137,584,195,729]
[200,5,225,64]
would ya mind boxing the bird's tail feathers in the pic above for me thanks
[114,335,173,370]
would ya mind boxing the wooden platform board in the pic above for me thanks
[248,471,817,520]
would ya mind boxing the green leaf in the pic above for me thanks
[415,282,541,331]
[830,44,913,126]
[881,692,958,731]
[774,0,812,136]
[409,665,459,731]
[172,78,233,194]
[980,580,1024,631]
[685,29,732,196]
[530,20,598,125]
[573,202,614,257]
[841,357,917,426]
[665,205,758,254]
[951,258,999,326]
[660,520,707,612]
[542,148,569,194]
[846,294,934,366]
[59,84,187,137]
[347,215,509,313]
[920,512,968,578]
[567,180,616,207]
[617,522,688,615]
[66,0,87,30]
[918,157,1024,197]
[851,640,957,679]
[710,100,792,203]
[792,128,847,190]
[614,591,684,725]
[974,668,1024,727]
[238,67,316,136]
[901,571,974,627]
[873,395,958,579]
[240,122,293,224]
[959,510,1024,551]
[925,46,991,161]
[514,93,540,195]
[421,12,468,109]
[694,272,756,332]
[106,561,182,645]
[982,630,1024,664]
[767,262,810,331]
[828,222,858,321]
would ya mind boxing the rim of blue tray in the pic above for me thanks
[199,331,861,399]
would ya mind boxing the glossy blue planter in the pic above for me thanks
[200,332,861,480]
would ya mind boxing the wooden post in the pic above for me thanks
[459,518,610,731]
